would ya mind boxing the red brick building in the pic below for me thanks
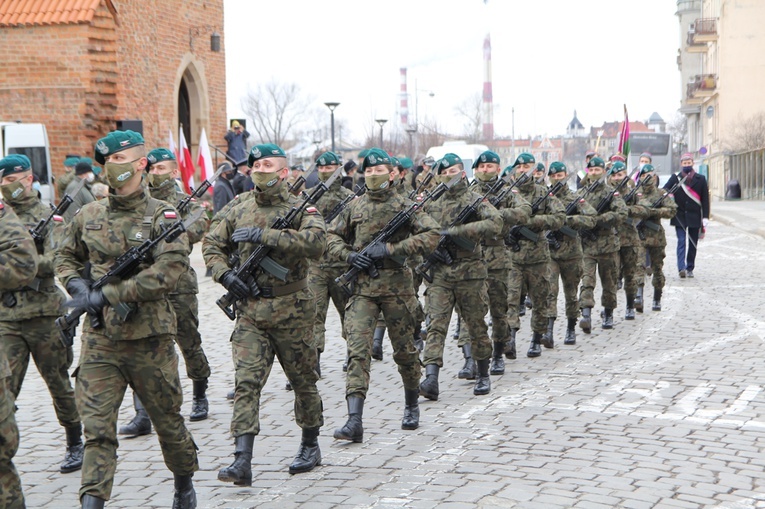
[0,0,226,191]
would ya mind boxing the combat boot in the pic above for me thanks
[60,424,83,473]
[189,379,208,421]
[457,344,476,380]
[489,341,505,375]
[419,365,440,401]
[635,286,644,313]
[652,288,662,311]
[342,349,349,372]
[118,393,152,438]
[218,434,254,486]
[541,318,555,349]
[602,308,614,329]
[527,332,543,358]
[333,396,364,442]
[525,295,533,309]
[171,474,197,509]
[285,379,292,391]
[289,427,321,474]
[473,359,491,395]
[226,388,235,400]
[564,318,577,345]
[413,327,424,352]
[504,329,517,359]
[315,350,322,378]
[625,295,636,320]
[518,295,526,317]
[401,389,419,430]
[452,316,461,339]
[579,308,592,334]
[371,326,385,361]
[81,494,105,509]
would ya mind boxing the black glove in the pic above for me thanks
[433,247,453,265]
[66,288,108,315]
[231,227,264,244]
[348,251,373,271]
[365,243,389,260]
[220,270,250,300]
[65,278,91,299]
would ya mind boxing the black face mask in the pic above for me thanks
[681,166,693,174]
[224,171,236,180]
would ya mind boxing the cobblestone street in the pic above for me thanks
[14,211,765,508]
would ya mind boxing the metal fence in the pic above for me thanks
[707,149,765,200]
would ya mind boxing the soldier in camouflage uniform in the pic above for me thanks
[0,154,84,475]
[327,148,440,439]
[204,143,326,481]
[0,199,38,509]
[545,162,597,346]
[636,164,677,311]
[577,157,629,333]
[417,154,502,399]
[56,155,80,203]
[117,148,212,438]
[506,153,565,357]
[55,131,198,509]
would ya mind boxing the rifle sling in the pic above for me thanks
[142,198,160,243]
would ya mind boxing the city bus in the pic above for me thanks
[627,132,674,185]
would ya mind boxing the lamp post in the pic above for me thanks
[405,125,417,156]
[324,102,340,153]
[413,79,435,155]
[375,119,388,148]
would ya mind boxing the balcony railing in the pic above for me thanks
[686,74,717,103]
[687,18,718,48]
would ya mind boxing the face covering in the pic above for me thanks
[105,159,139,189]
[147,172,173,188]
[317,171,334,182]
[252,171,283,194]
[86,173,96,183]
[474,171,496,183]
[1,180,26,203]
[681,165,693,174]
[435,174,454,185]
[365,173,391,191]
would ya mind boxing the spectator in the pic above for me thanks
[213,162,237,214]
[224,120,250,162]
[232,158,253,195]
[341,160,356,190]
[92,182,109,200]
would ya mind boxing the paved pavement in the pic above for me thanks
[13,207,765,509]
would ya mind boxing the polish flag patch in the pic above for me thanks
[306,206,318,214]
[53,215,64,222]
[163,211,177,219]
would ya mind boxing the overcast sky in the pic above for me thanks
[224,0,681,143]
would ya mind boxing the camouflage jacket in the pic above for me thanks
[511,177,565,265]
[63,177,96,222]
[1,194,66,320]
[203,185,326,329]
[549,185,598,261]
[579,174,628,255]
[637,181,678,248]
[469,178,531,271]
[0,200,38,292]
[56,170,76,203]
[149,179,209,294]
[327,186,440,297]
[209,190,254,234]
[313,179,354,269]
[56,186,189,340]
[609,177,649,248]
[422,178,502,281]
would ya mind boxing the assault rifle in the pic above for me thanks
[635,174,687,240]
[489,170,531,207]
[335,173,461,296]
[408,170,434,200]
[505,173,570,252]
[56,209,204,347]
[176,163,228,214]
[546,174,601,250]
[287,176,306,196]
[415,176,507,282]
[216,167,343,320]
[324,184,364,225]
[580,167,639,241]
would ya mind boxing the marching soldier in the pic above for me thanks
[56,131,198,508]
[203,143,326,481]
[0,154,84,474]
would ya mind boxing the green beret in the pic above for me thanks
[640,163,655,175]
[607,161,627,175]
[315,151,341,166]
[94,130,145,165]
[500,165,515,179]
[391,156,401,168]
[513,152,535,167]
[358,149,370,159]
[587,156,605,169]
[247,143,286,167]
[147,148,176,166]
[399,157,414,170]
[434,153,463,174]
[472,150,500,169]
[64,156,80,167]
[0,154,31,177]
[548,161,567,175]
[535,162,546,172]
[360,148,392,172]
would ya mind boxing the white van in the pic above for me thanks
[426,141,489,179]
[0,122,54,205]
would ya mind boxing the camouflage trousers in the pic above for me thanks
[456,268,510,348]
[308,264,348,353]
[168,293,210,381]
[75,334,198,501]
[230,316,323,436]
[375,263,426,330]
[579,251,620,310]
[0,317,79,428]
[0,355,24,509]
[508,261,553,333]
[423,278,492,366]
[550,256,584,320]
[344,293,422,398]
[644,245,667,290]
[618,245,642,297]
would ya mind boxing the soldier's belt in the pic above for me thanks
[257,278,308,299]
[372,258,405,270]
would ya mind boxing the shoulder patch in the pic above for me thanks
[637,193,643,197]
[163,211,177,220]
[306,206,319,214]
[0,202,4,210]
[579,198,585,203]
[85,224,102,230]
[614,192,620,196]
[352,213,363,220]
[512,189,519,193]
[53,215,64,222]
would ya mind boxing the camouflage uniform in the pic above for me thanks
[637,177,677,301]
[0,201,37,509]
[610,177,648,316]
[56,187,199,501]
[56,170,76,203]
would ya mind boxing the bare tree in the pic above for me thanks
[726,111,765,152]
[240,80,313,147]
[454,93,483,142]
[667,113,688,151]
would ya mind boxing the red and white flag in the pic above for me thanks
[167,129,177,158]
[178,127,195,194]
[197,128,214,185]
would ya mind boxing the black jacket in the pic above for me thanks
[213,176,237,214]
[664,171,709,229]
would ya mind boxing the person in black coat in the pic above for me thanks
[663,152,709,278]
[213,162,237,214]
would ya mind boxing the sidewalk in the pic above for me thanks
[710,197,765,239]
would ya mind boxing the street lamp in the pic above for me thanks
[375,119,388,148]
[324,102,340,152]
[405,125,418,156]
